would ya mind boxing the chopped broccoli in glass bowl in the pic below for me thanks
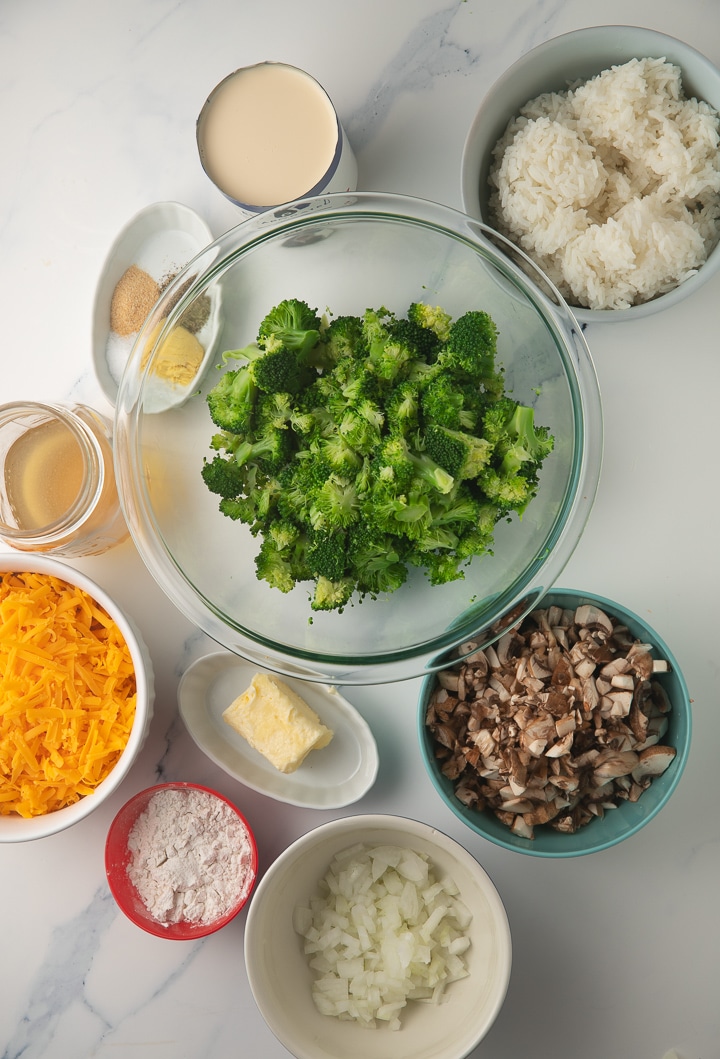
[114,192,602,684]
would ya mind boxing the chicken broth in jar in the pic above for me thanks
[0,403,128,557]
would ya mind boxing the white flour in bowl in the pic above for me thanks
[127,787,255,925]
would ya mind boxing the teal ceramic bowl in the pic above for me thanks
[418,588,692,858]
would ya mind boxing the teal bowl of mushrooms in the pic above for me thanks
[418,588,692,857]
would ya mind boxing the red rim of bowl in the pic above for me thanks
[105,781,258,939]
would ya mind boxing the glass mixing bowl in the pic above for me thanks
[114,192,602,684]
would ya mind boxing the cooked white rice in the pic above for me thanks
[488,57,720,310]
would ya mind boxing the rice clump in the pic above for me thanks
[488,57,720,310]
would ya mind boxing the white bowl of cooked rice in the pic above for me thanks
[0,554,154,842]
[461,26,720,321]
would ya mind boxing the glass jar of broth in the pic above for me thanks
[0,402,128,557]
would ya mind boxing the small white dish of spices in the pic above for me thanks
[92,201,220,411]
[178,653,380,809]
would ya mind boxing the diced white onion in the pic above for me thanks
[294,843,472,1028]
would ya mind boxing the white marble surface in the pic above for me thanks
[1,1,718,1057]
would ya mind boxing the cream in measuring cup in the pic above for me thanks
[196,62,358,211]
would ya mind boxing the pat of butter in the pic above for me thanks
[222,672,333,774]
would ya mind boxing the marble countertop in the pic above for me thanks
[1,2,719,1057]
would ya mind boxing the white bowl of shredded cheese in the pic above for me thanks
[0,554,154,842]
[461,26,720,321]
[244,814,512,1059]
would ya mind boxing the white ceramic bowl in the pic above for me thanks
[244,814,512,1059]
[92,200,220,411]
[461,26,720,323]
[0,554,154,842]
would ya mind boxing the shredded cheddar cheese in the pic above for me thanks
[0,571,137,818]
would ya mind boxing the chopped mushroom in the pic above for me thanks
[426,603,677,839]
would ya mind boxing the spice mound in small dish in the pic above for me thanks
[0,570,137,818]
[488,57,720,310]
[425,600,677,840]
[106,782,258,939]
[201,297,554,614]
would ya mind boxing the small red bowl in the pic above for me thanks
[105,781,258,939]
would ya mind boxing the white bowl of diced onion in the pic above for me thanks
[244,814,512,1059]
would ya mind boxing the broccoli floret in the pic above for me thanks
[375,435,415,492]
[305,528,348,582]
[371,487,432,539]
[384,380,420,437]
[233,425,293,475]
[275,456,329,524]
[339,365,383,405]
[481,397,520,446]
[420,373,477,431]
[347,523,409,596]
[249,346,316,395]
[200,454,247,499]
[256,298,322,356]
[437,310,500,385]
[311,575,355,612]
[267,519,300,552]
[312,432,363,474]
[218,495,260,526]
[338,399,385,455]
[254,537,298,594]
[424,424,493,480]
[360,308,415,383]
[206,367,257,434]
[453,510,498,561]
[477,400,554,513]
[309,473,360,530]
[255,391,294,430]
[410,450,455,495]
[499,404,555,475]
[428,486,486,528]
[413,524,460,553]
[322,314,368,364]
[414,549,466,586]
[375,434,454,496]
[407,303,453,342]
[478,468,535,511]
[390,317,442,363]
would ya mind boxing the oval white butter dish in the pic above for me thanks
[178,653,379,809]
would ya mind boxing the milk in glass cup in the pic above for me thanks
[196,62,358,212]
[0,402,128,557]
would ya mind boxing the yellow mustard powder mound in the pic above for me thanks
[142,320,205,386]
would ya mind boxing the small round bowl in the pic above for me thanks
[114,191,602,685]
[244,814,511,1059]
[105,781,258,940]
[419,588,692,858]
[0,554,154,843]
[461,26,720,323]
